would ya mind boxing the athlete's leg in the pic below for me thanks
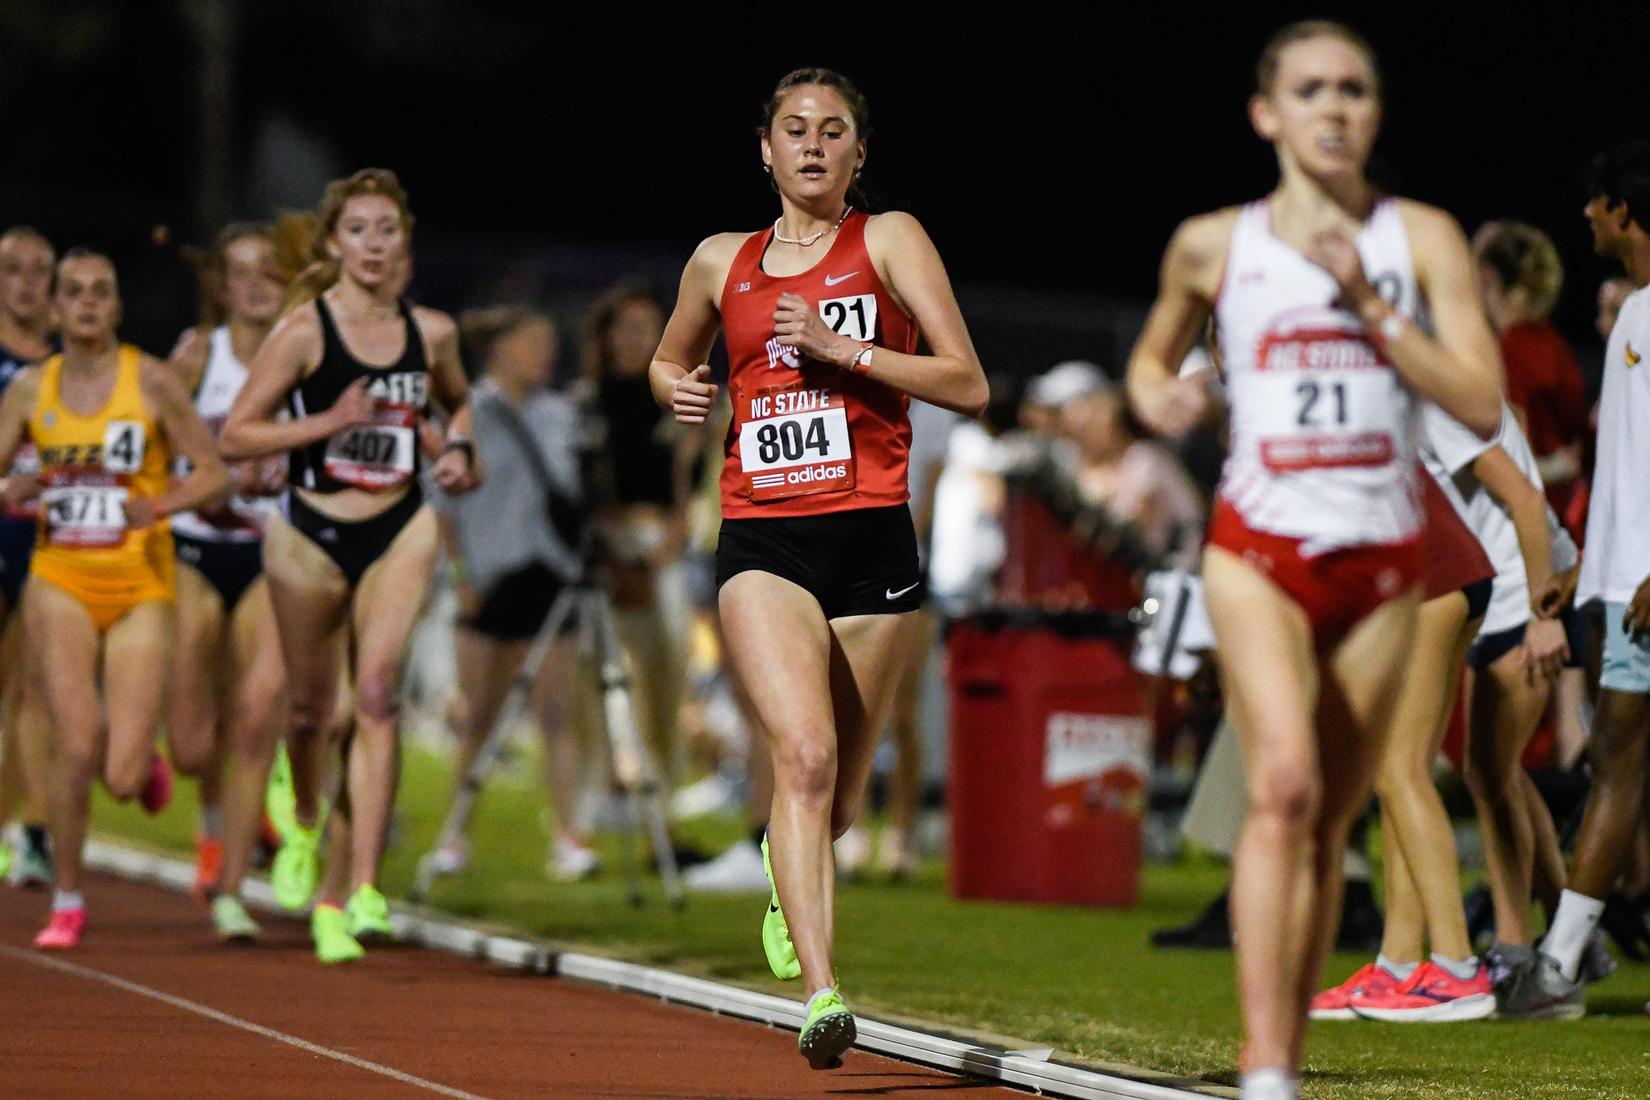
[1523,770,1565,921]
[882,606,934,872]
[528,634,586,845]
[720,571,838,993]
[167,561,225,797]
[451,627,522,799]
[1202,546,1320,1075]
[346,507,438,890]
[1462,645,1553,946]
[216,579,288,899]
[22,580,101,898]
[1567,687,1650,900]
[100,602,176,800]
[1291,590,1417,1057]
[1373,592,1477,963]
[262,515,351,827]
[824,613,915,839]
[0,605,21,825]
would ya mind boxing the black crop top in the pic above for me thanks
[289,295,431,494]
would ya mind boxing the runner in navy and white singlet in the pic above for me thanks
[164,223,290,942]
[0,226,58,889]
[1125,22,1501,1099]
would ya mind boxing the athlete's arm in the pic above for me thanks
[764,211,985,418]
[1126,212,1232,437]
[0,367,40,505]
[137,359,230,527]
[220,305,375,460]
[419,307,481,494]
[652,234,742,424]
[1471,444,1566,680]
[166,326,211,393]
[1313,202,1502,439]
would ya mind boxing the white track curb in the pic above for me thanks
[83,838,1227,1100]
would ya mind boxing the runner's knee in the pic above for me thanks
[774,736,836,804]
[356,667,400,725]
[1249,759,1319,830]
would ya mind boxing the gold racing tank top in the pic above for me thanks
[28,345,175,592]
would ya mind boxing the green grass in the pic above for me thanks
[94,747,1650,1099]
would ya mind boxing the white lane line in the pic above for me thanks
[0,944,491,1100]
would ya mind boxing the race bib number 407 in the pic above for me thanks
[323,406,416,491]
[739,384,855,502]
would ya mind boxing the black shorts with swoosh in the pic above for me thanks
[715,504,923,619]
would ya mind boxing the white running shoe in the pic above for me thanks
[834,825,871,878]
[423,835,471,877]
[670,773,740,820]
[547,838,601,882]
[683,838,768,893]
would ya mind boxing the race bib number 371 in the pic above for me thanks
[739,383,855,502]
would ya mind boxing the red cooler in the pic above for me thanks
[947,612,1149,907]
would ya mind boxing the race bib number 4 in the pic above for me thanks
[739,384,855,502]
[42,478,129,548]
[324,407,416,491]
[1252,325,1403,473]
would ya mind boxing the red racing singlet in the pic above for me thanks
[716,211,919,518]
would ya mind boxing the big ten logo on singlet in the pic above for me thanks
[1251,308,1405,473]
[738,380,855,502]
[763,294,880,371]
[322,371,427,491]
[39,420,145,548]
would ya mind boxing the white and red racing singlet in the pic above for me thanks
[1214,198,1423,554]
[716,211,920,518]
[171,326,281,543]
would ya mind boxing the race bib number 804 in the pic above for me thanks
[739,384,855,502]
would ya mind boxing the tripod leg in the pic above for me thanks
[411,588,579,903]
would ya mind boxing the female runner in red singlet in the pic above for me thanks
[650,69,986,1069]
[1126,23,1501,1099]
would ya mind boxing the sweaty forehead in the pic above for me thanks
[340,194,403,222]
[58,257,117,288]
[778,87,855,127]
[0,235,53,264]
[1275,36,1374,83]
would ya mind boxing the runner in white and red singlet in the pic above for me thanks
[650,68,986,1070]
[1126,22,1501,1100]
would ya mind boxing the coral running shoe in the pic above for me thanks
[34,907,86,950]
[1310,962,1402,1021]
[192,836,224,907]
[1351,960,1495,1022]
[140,754,173,814]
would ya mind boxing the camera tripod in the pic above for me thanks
[410,571,685,908]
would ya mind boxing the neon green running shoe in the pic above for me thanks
[211,895,261,943]
[798,986,856,1070]
[265,744,296,840]
[311,903,364,964]
[761,833,801,981]
[270,817,321,912]
[0,840,12,882]
[345,883,394,943]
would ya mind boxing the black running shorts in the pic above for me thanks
[714,504,923,620]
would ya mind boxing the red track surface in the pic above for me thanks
[1,873,1024,1099]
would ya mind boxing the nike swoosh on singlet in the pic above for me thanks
[822,272,859,287]
[1628,342,1641,367]
[886,582,920,600]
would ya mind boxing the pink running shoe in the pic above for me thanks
[1310,961,1402,1021]
[34,907,86,950]
[140,754,173,814]
[1351,960,1495,1022]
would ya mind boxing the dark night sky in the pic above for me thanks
[4,3,1649,352]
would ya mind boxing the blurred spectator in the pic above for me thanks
[1472,221,1586,516]
[1058,376,1206,570]
[929,376,1019,615]
[583,284,699,794]
[429,306,597,881]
